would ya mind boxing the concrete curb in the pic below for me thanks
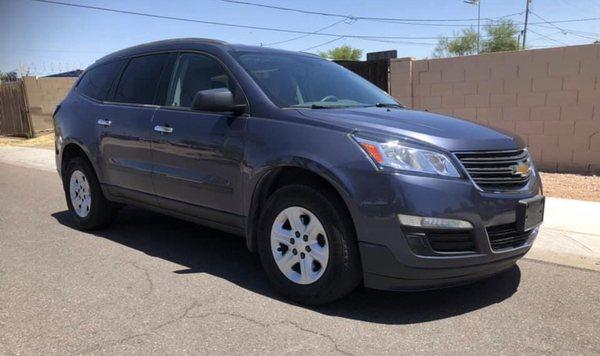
[0,146,55,172]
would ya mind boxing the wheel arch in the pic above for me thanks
[245,161,357,253]
[59,140,101,182]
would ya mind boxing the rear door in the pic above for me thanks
[150,52,247,220]
[99,53,175,202]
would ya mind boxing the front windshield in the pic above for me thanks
[233,51,400,109]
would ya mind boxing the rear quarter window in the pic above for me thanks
[77,60,125,101]
[113,54,170,105]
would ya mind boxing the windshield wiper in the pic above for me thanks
[374,103,404,108]
[305,104,351,109]
[292,104,361,109]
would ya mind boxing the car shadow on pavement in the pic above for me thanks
[52,206,521,325]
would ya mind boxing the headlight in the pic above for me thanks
[352,135,461,177]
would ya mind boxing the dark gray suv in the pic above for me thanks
[54,39,544,304]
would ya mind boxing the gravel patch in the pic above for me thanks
[540,172,600,202]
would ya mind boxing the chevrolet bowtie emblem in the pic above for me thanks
[511,161,531,177]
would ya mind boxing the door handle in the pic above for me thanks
[97,119,112,127]
[154,125,173,134]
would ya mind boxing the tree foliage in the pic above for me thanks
[433,28,479,58]
[433,20,521,58]
[482,20,520,53]
[318,45,363,60]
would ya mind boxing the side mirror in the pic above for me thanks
[191,88,246,115]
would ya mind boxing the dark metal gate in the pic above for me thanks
[0,81,33,137]
[334,59,390,92]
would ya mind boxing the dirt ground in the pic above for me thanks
[539,172,600,202]
[1,133,598,202]
[0,133,55,149]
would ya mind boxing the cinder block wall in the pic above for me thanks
[22,76,77,133]
[389,44,600,173]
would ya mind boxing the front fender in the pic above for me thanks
[243,152,369,252]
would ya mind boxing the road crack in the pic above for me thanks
[129,262,154,297]
[77,301,352,355]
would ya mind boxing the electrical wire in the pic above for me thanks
[301,36,345,52]
[530,23,600,37]
[222,0,524,24]
[527,31,567,44]
[23,0,472,40]
[263,19,347,46]
[222,1,600,27]
[529,10,600,40]
[526,29,568,46]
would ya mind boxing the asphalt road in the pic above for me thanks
[1,162,599,355]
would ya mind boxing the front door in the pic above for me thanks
[151,52,246,220]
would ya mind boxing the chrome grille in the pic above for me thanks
[454,149,531,191]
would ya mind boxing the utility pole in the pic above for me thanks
[522,0,532,50]
[464,0,481,54]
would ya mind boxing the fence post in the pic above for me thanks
[389,57,414,108]
[19,79,34,138]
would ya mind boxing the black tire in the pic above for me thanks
[257,184,362,305]
[63,156,116,230]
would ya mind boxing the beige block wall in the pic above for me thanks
[22,76,77,133]
[389,44,600,173]
[389,57,413,107]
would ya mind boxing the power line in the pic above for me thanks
[23,0,471,40]
[360,12,521,28]
[527,29,568,45]
[356,37,438,47]
[263,19,347,46]
[222,0,525,24]
[528,16,600,25]
[529,10,599,40]
[527,30,567,43]
[301,37,345,52]
[530,23,600,37]
[222,0,600,27]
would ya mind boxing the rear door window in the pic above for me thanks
[77,60,124,101]
[113,54,170,105]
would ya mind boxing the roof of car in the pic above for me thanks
[94,38,319,66]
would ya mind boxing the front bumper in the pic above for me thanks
[348,169,542,291]
[360,241,531,291]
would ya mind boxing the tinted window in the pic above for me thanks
[114,54,170,105]
[77,60,124,101]
[168,53,233,108]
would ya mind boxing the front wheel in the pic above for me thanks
[257,185,361,305]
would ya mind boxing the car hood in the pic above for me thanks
[297,107,523,152]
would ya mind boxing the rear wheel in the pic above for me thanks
[63,156,116,230]
[257,185,361,305]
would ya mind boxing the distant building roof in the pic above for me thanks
[45,69,84,78]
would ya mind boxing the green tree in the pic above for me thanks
[318,45,363,60]
[433,28,479,58]
[481,20,520,53]
[433,20,520,58]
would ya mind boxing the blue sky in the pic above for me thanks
[1,0,599,75]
